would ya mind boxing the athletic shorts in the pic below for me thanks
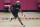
[12,11,18,17]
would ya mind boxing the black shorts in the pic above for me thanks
[12,12,18,17]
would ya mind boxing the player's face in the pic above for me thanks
[17,3,20,6]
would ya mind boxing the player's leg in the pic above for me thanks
[18,16,23,25]
[9,12,18,21]
[9,16,17,21]
[13,17,17,19]
[18,16,25,27]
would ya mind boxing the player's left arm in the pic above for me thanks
[19,9,22,13]
[19,5,23,13]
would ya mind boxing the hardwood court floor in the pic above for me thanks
[0,12,40,27]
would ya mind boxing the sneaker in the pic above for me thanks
[9,16,12,21]
[9,18,12,21]
[22,24,25,27]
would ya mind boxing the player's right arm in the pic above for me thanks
[8,5,14,12]
[8,5,12,12]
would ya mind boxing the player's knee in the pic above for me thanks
[14,17,17,19]
[18,17,21,20]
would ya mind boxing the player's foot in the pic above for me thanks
[22,24,25,27]
[9,16,12,21]
[9,18,12,21]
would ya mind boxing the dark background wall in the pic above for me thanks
[0,0,40,11]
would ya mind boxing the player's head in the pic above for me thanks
[16,1,20,5]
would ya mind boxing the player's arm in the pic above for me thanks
[19,9,23,13]
[8,5,14,12]
[19,5,23,13]
[8,5,12,8]
[8,5,12,12]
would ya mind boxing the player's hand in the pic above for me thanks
[22,13,26,17]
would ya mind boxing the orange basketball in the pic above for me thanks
[22,14,25,17]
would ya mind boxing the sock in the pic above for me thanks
[11,18,12,20]
[10,16,12,20]
[21,23,23,25]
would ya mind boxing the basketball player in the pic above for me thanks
[9,1,25,27]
